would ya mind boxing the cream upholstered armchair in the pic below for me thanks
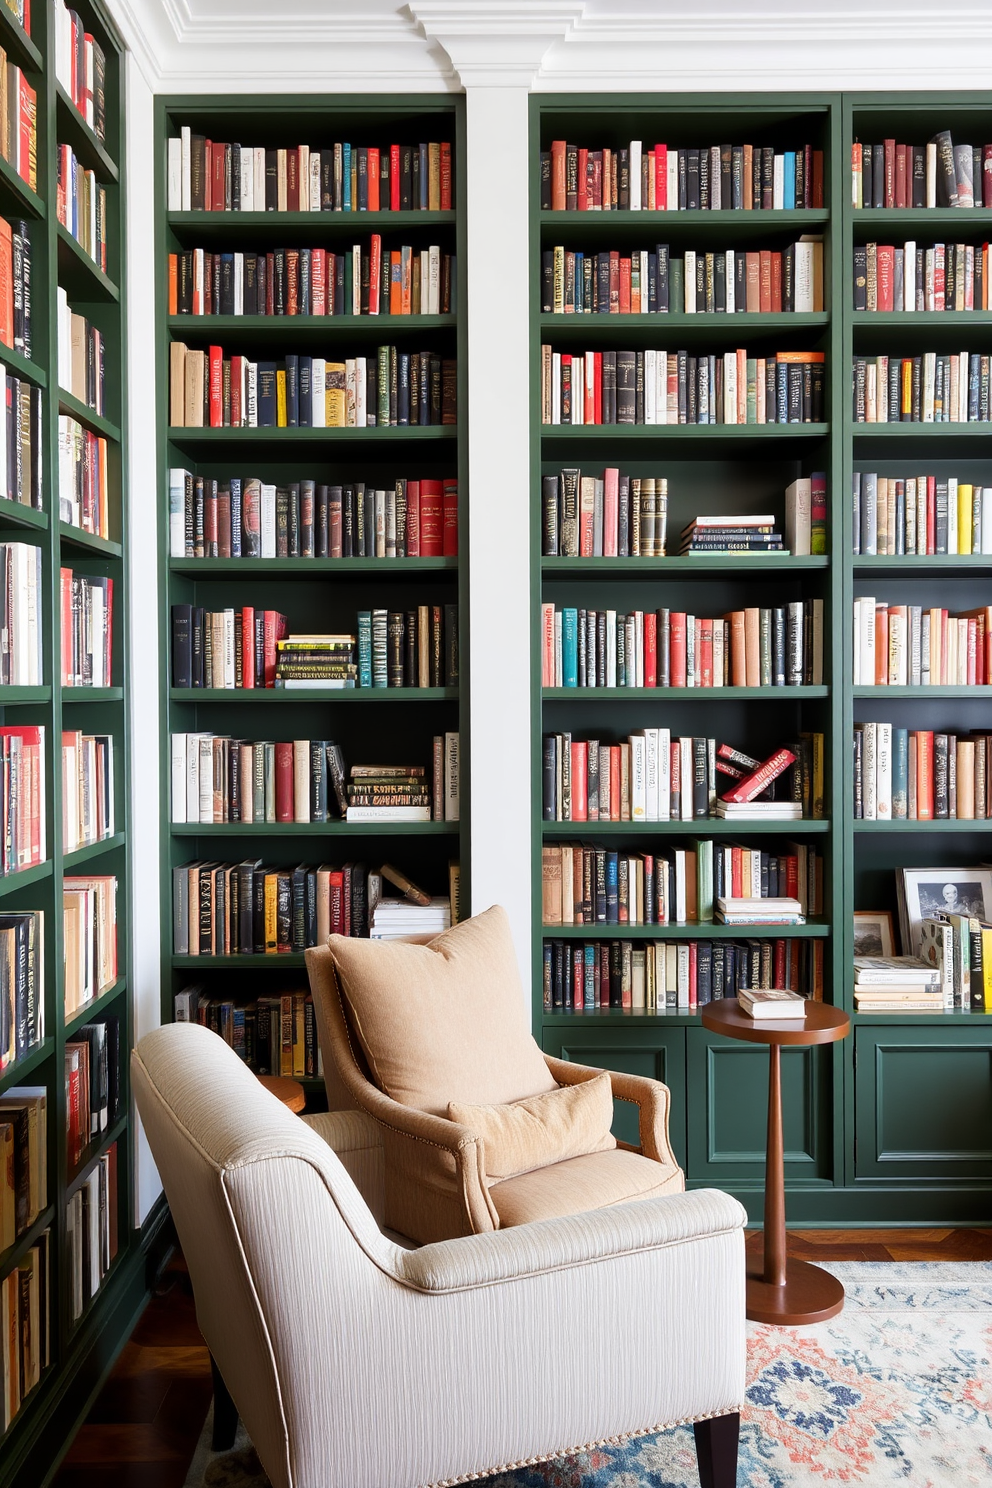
[306,905,685,1245]
[133,1021,747,1488]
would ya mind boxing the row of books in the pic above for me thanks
[53,0,108,142]
[0,1085,45,1242]
[541,240,823,316]
[66,1015,119,1167]
[855,725,992,822]
[56,291,105,416]
[544,141,824,213]
[541,599,824,690]
[851,134,991,210]
[0,543,41,684]
[541,347,826,426]
[167,133,453,214]
[0,54,37,193]
[64,875,117,1016]
[0,372,41,511]
[542,734,825,823]
[168,242,455,318]
[543,938,823,1013]
[56,145,108,274]
[175,986,322,1079]
[59,570,112,687]
[58,417,109,538]
[0,216,29,359]
[918,915,992,1011]
[853,241,991,314]
[853,473,992,557]
[169,471,458,561]
[170,736,460,825]
[541,840,822,928]
[0,911,41,1073]
[66,1143,118,1322]
[0,727,43,875]
[852,352,992,423]
[61,731,114,853]
[0,1229,48,1430]
[168,342,457,429]
[852,600,991,687]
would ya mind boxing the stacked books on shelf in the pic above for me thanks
[852,353,992,423]
[166,134,453,213]
[168,241,455,317]
[61,731,114,851]
[854,473,992,556]
[0,543,41,681]
[0,726,44,875]
[56,292,105,415]
[542,733,824,822]
[717,896,804,925]
[275,633,355,690]
[852,599,990,686]
[543,139,824,212]
[168,469,458,559]
[0,54,37,193]
[542,839,821,926]
[348,742,459,822]
[0,1085,46,1243]
[168,342,456,428]
[53,0,108,140]
[681,514,784,556]
[60,571,112,686]
[851,132,992,209]
[541,597,823,688]
[63,876,117,1016]
[369,866,451,940]
[0,910,42,1070]
[543,936,822,1012]
[853,956,947,1013]
[541,238,823,315]
[0,1228,48,1427]
[540,346,825,425]
[739,988,807,1018]
[66,1142,118,1323]
[853,241,989,313]
[1,369,43,510]
[854,725,992,820]
[56,146,108,273]
[59,417,110,537]
[175,986,322,1078]
[0,216,30,359]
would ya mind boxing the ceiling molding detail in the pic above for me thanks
[409,2,583,86]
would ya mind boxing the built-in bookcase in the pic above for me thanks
[531,93,992,1225]
[0,1,134,1483]
[155,97,468,1094]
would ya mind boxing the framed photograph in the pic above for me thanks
[896,867,992,954]
[853,911,895,958]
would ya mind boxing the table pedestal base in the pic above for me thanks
[746,1257,845,1326]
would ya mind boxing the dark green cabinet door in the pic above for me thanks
[855,1028,992,1180]
[542,1025,687,1167]
[686,1028,833,1185]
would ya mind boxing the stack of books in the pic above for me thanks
[714,800,803,820]
[275,634,356,690]
[370,896,451,941]
[853,955,945,1012]
[739,988,807,1019]
[717,896,804,926]
[680,514,786,554]
[346,765,432,822]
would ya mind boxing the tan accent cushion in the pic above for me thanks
[489,1148,684,1229]
[448,1071,617,1181]
[325,905,556,1116]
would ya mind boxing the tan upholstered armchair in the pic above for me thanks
[133,1022,747,1488]
[305,905,685,1244]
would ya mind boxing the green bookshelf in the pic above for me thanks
[156,96,468,1093]
[531,92,992,1226]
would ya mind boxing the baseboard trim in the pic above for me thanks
[688,1181,992,1227]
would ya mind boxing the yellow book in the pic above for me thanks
[981,925,992,1011]
[293,993,305,1078]
[264,873,278,952]
[958,483,974,553]
[325,362,346,426]
[276,370,287,427]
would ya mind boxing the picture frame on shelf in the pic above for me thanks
[853,910,895,958]
[896,867,992,955]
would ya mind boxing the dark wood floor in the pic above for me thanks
[53,1230,992,1488]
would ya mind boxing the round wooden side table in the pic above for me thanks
[257,1074,306,1113]
[701,997,850,1326]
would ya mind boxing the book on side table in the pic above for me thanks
[738,988,808,1019]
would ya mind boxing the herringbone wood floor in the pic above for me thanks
[52,1231,992,1488]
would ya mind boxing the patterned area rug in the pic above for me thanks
[183,1263,992,1488]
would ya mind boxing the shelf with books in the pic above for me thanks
[0,342,47,388]
[169,685,458,703]
[55,224,119,303]
[855,208,992,228]
[0,861,52,897]
[0,1036,54,1093]
[854,819,992,833]
[57,391,120,443]
[0,3,42,71]
[538,313,830,336]
[0,152,43,220]
[543,819,830,837]
[542,555,829,573]
[543,685,829,702]
[165,314,456,337]
[540,424,830,448]
[170,821,458,837]
[66,1113,127,1199]
[62,834,125,870]
[0,497,47,533]
[539,209,831,237]
[167,209,458,237]
[64,979,126,1039]
[58,523,122,558]
[169,556,457,576]
[167,426,457,445]
[0,1206,56,1281]
[546,921,830,940]
[853,685,992,698]
[54,83,118,181]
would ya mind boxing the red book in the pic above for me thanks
[603,467,618,556]
[240,607,255,688]
[594,352,603,424]
[771,253,783,312]
[212,142,226,211]
[368,235,381,315]
[784,855,799,899]
[599,943,609,1007]
[368,148,380,211]
[230,356,243,427]
[773,939,787,988]
[721,748,796,804]
[406,480,420,556]
[208,345,223,427]
[609,251,620,313]
[440,142,452,211]
[884,138,896,207]
[262,610,287,688]
[0,217,12,350]
[442,479,458,556]
[390,144,401,211]
[670,740,680,815]
[655,143,667,209]
[643,611,657,687]
[812,150,824,208]
[699,619,713,687]
[329,871,344,936]
[609,745,621,820]
[419,479,443,556]
[275,741,294,820]
[669,612,687,687]
[570,742,588,821]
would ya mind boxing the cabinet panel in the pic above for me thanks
[855,1028,992,1180]
[542,1026,687,1166]
[686,1029,832,1184]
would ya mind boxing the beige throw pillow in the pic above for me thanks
[448,1072,617,1180]
[325,905,557,1115]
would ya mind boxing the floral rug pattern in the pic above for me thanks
[185,1263,992,1488]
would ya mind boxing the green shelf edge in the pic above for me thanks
[168,556,457,574]
[0,861,51,897]
[0,342,46,387]
[0,1037,54,1094]
[66,1114,129,1199]
[539,312,829,331]
[0,686,50,703]
[851,310,992,327]
[167,314,455,333]
[540,209,831,228]
[64,979,128,1038]
[170,687,458,703]
[0,497,46,532]
[0,1206,57,1282]
[0,151,43,218]
[853,685,992,698]
[54,83,120,181]
[58,522,123,558]
[63,833,126,868]
[166,425,457,443]
[0,5,42,70]
[543,685,828,701]
[542,819,830,837]
[61,687,124,703]
[853,819,992,832]
[542,922,830,941]
[170,821,458,836]
[166,209,457,230]
[853,554,992,570]
[57,390,121,443]
[851,422,992,437]
[171,954,307,969]
[542,555,829,572]
[56,223,120,302]
[539,423,830,440]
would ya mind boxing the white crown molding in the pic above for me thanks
[409,2,584,86]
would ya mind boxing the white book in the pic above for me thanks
[723,351,737,423]
[656,727,671,821]
[926,141,937,207]
[725,249,735,312]
[684,251,697,312]
[863,720,877,820]
[87,1169,101,1297]
[676,944,690,1008]
[246,361,258,426]
[240,147,254,210]
[298,146,309,209]
[181,126,192,210]
[903,239,915,312]
[167,138,182,211]
[260,483,277,557]
[356,357,368,427]
[947,476,958,552]
[876,721,892,819]
[667,149,679,210]
[444,732,460,821]
[793,240,815,311]
[629,140,642,210]
[353,807,433,824]
[982,485,992,554]
[772,154,784,209]
[224,610,236,689]
[293,740,309,823]
[605,609,616,686]
[233,253,243,314]
[644,349,656,423]
[184,733,201,824]
[680,735,693,822]
[888,607,907,686]
[644,727,659,820]
[311,358,326,426]
[309,151,321,211]
[197,735,213,823]
[551,352,561,424]
[629,733,646,821]
[169,469,187,557]
[785,476,812,556]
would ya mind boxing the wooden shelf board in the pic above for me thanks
[58,391,121,442]
[543,922,830,940]
[64,979,127,1038]
[542,819,830,837]
[0,861,51,897]
[63,833,126,869]
[168,556,456,575]
[55,84,119,180]
[543,685,828,701]
[171,821,457,836]
[0,1037,54,1094]
[170,686,458,703]
[59,523,123,558]
[542,555,829,572]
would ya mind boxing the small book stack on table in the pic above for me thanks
[739,988,807,1019]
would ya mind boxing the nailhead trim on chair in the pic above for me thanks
[419,1406,742,1487]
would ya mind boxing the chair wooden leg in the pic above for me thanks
[210,1354,239,1451]
[693,1411,740,1488]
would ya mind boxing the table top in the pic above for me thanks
[701,997,850,1047]
[257,1074,307,1113]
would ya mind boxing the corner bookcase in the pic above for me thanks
[531,92,992,1225]
[155,96,468,1097]
[0,2,137,1484]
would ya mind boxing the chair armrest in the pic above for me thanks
[544,1053,678,1166]
[301,1108,382,1155]
[401,1187,746,1292]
